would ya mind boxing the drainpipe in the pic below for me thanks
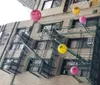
[9,74,16,85]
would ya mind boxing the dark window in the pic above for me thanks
[86,17,98,26]
[27,58,53,77]
[63,0,70,12]
[71,19,83,28]
[34,41,47,49]
[71,17,99,28]
[69,0,87,4]
[10,43,24,50]
[34,40,52,50]
[0,25,5,38]
[42,0,62,10]
[39,22,63,32]
[67,37,94,48]
[60,59,90,77]
[3,58,19,73]
[10,28,27,50]
[16,28,29,36]
[0,25,6,45]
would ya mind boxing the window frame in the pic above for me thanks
[38,21,63,32]
[70,16,100,29]
[0,25,6,45]
[43,0,53,9]
[69,0,87,4]
[67,38,94,48]
[60,59,90,77]
[42,0,62,10]
[34,40,52,50]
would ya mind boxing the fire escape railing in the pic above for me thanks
[18,33,54,78]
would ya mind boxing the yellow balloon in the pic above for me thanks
[58,44,67,54]
[72,6,80,15]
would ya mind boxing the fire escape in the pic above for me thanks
[1,26,91,79]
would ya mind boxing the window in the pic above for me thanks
[3,58,19,73]
[42,0,62,10]
[0,26,5,38]
[11,43,24,50]
[60,59,90,77]
[34,40,51,50]
[67,37,94,48]
[52,0,62,8]
[34,41,47,50]
[69,0,87,4]
[16,28,29,35]
[0,31,5,45]
[71,19,83,28]
[86,17,98,26]
[71,16,99,28]
[43,1,52,9]
[0,31,3,38]
[18,44,24,50]
[39,22,62,32]
[27,58,52,77]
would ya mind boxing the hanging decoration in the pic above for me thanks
[72,6,80,15]
[79,16,86,24]
[58,44,67,54]
[30,9,41,22]
[70,66,79,75]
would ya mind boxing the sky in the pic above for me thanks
[0,0,31,25]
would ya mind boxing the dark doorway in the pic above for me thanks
[26,58,33,71]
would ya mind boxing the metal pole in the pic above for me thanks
[67,48,87,63]
[9,74,16,85]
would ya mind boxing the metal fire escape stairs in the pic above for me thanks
[2,35,26,74]
[19,30,54,78]
[47,29,88,64]
[2,31,53,78]
[2,27,90,78]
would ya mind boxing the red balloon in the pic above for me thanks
[30,10,41,22]
[70,66,79,75]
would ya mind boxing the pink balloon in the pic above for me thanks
[70,66,79,75]
[79,16,86,24]
[30,10,41,22]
